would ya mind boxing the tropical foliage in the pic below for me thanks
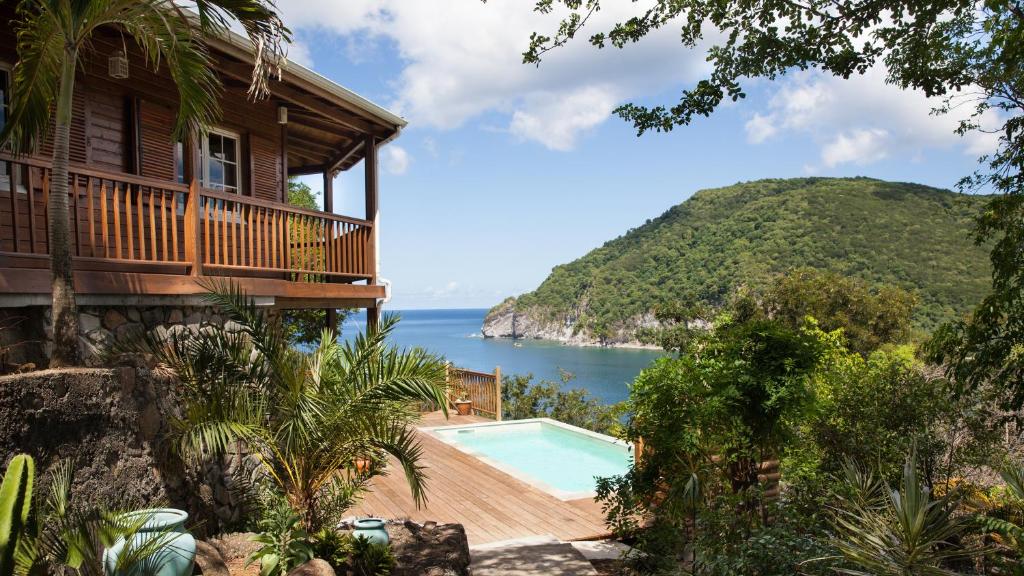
[283,179,347,345]
[0,455,170,576]
[595,277,1013,574]
[491,178,991,344]
[830,458,979,576]
[126,281,448,532]
[247,503,315,576]
[501,371,624,434]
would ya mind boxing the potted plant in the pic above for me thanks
[452,381,473,416]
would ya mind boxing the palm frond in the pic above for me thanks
[190,0,290,100]
[368,419,430,508]
[1,0,62,153]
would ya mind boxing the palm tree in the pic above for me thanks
[128,281,449,532]
[0,0,289,367]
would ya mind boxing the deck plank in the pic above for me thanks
[350,412,611,545]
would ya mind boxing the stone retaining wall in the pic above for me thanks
[0,367,248,535]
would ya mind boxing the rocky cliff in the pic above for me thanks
[481,297,659,348]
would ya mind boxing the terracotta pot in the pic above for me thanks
[454,400,473,416]
[355,458,372,474]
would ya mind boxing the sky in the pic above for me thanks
[275,1,1000,310]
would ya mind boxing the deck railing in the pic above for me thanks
[197,188,372,281]
[447,365,502,420]
[0,154,372,283]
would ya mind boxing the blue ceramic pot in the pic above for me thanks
[103,508,196,576]
[352,518,389,545]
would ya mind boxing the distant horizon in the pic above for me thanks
[346,307,491,314]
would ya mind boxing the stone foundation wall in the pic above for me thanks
[75,305,235,366]
[0,366,249,536]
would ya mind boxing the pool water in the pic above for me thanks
[431,419,632,498]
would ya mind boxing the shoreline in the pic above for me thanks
[481,334,663,351]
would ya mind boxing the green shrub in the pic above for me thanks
[501,371,624,434]
[312,529,354,570]
[695,499,838,576]
[349,536,395,576]
[247,505,315,576]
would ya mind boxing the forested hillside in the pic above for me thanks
[483,178,992,345]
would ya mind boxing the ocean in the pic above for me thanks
[341,308,663,405]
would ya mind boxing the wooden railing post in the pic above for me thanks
[184,179,202,276]
[444,362,451,410]
[494,366,502,421]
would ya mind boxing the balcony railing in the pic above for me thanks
[0,154,373,283]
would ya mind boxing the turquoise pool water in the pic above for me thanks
[432,420,632,497]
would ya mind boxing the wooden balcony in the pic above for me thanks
[0,154,383,308]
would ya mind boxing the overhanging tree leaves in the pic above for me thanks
[523,0,1024,409]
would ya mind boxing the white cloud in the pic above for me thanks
[383,145,410,175]
[744,66,1002,168]
[822,129,889,167]
[275,0,711,150]
[509,86,619,151]
[745,113,777,144]
[285,40,314,68]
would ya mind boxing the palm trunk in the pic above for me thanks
[48,51,80,367]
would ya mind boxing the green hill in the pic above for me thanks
[483,177,993,344]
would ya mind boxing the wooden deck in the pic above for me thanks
[350,412,610,545]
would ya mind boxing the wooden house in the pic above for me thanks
[0,7,404,336]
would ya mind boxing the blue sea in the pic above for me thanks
[341,308,663,405]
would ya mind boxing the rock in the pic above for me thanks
[287,559,335,576]
[223,320,243,333]
[79,313,101,334]
[126,308,142,322]
[141,308,164,327]
[103,309,128,331]
[167,309,184,324]
[87,328,114,346]
[194,541,230,576]
[208,532,260,563]
[389,521,471,576]
[115,322,144,341]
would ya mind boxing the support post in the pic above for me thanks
[494,366,502,421]
[323,169,333,214]
[280,124,289,203]
[183,136,202,276]
[364,136,378,286]
[366,305,379,334]
[323,169,335,332]
[184,180,202,276]
[444,362,451,412]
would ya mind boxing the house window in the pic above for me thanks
[175,141,184,184]
[202,129,241,194]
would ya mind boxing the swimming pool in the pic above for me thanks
[425,419,632,500]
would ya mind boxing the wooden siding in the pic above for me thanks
[85,85,128,173]
[139,99,177,182]
[251,133,282,203]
